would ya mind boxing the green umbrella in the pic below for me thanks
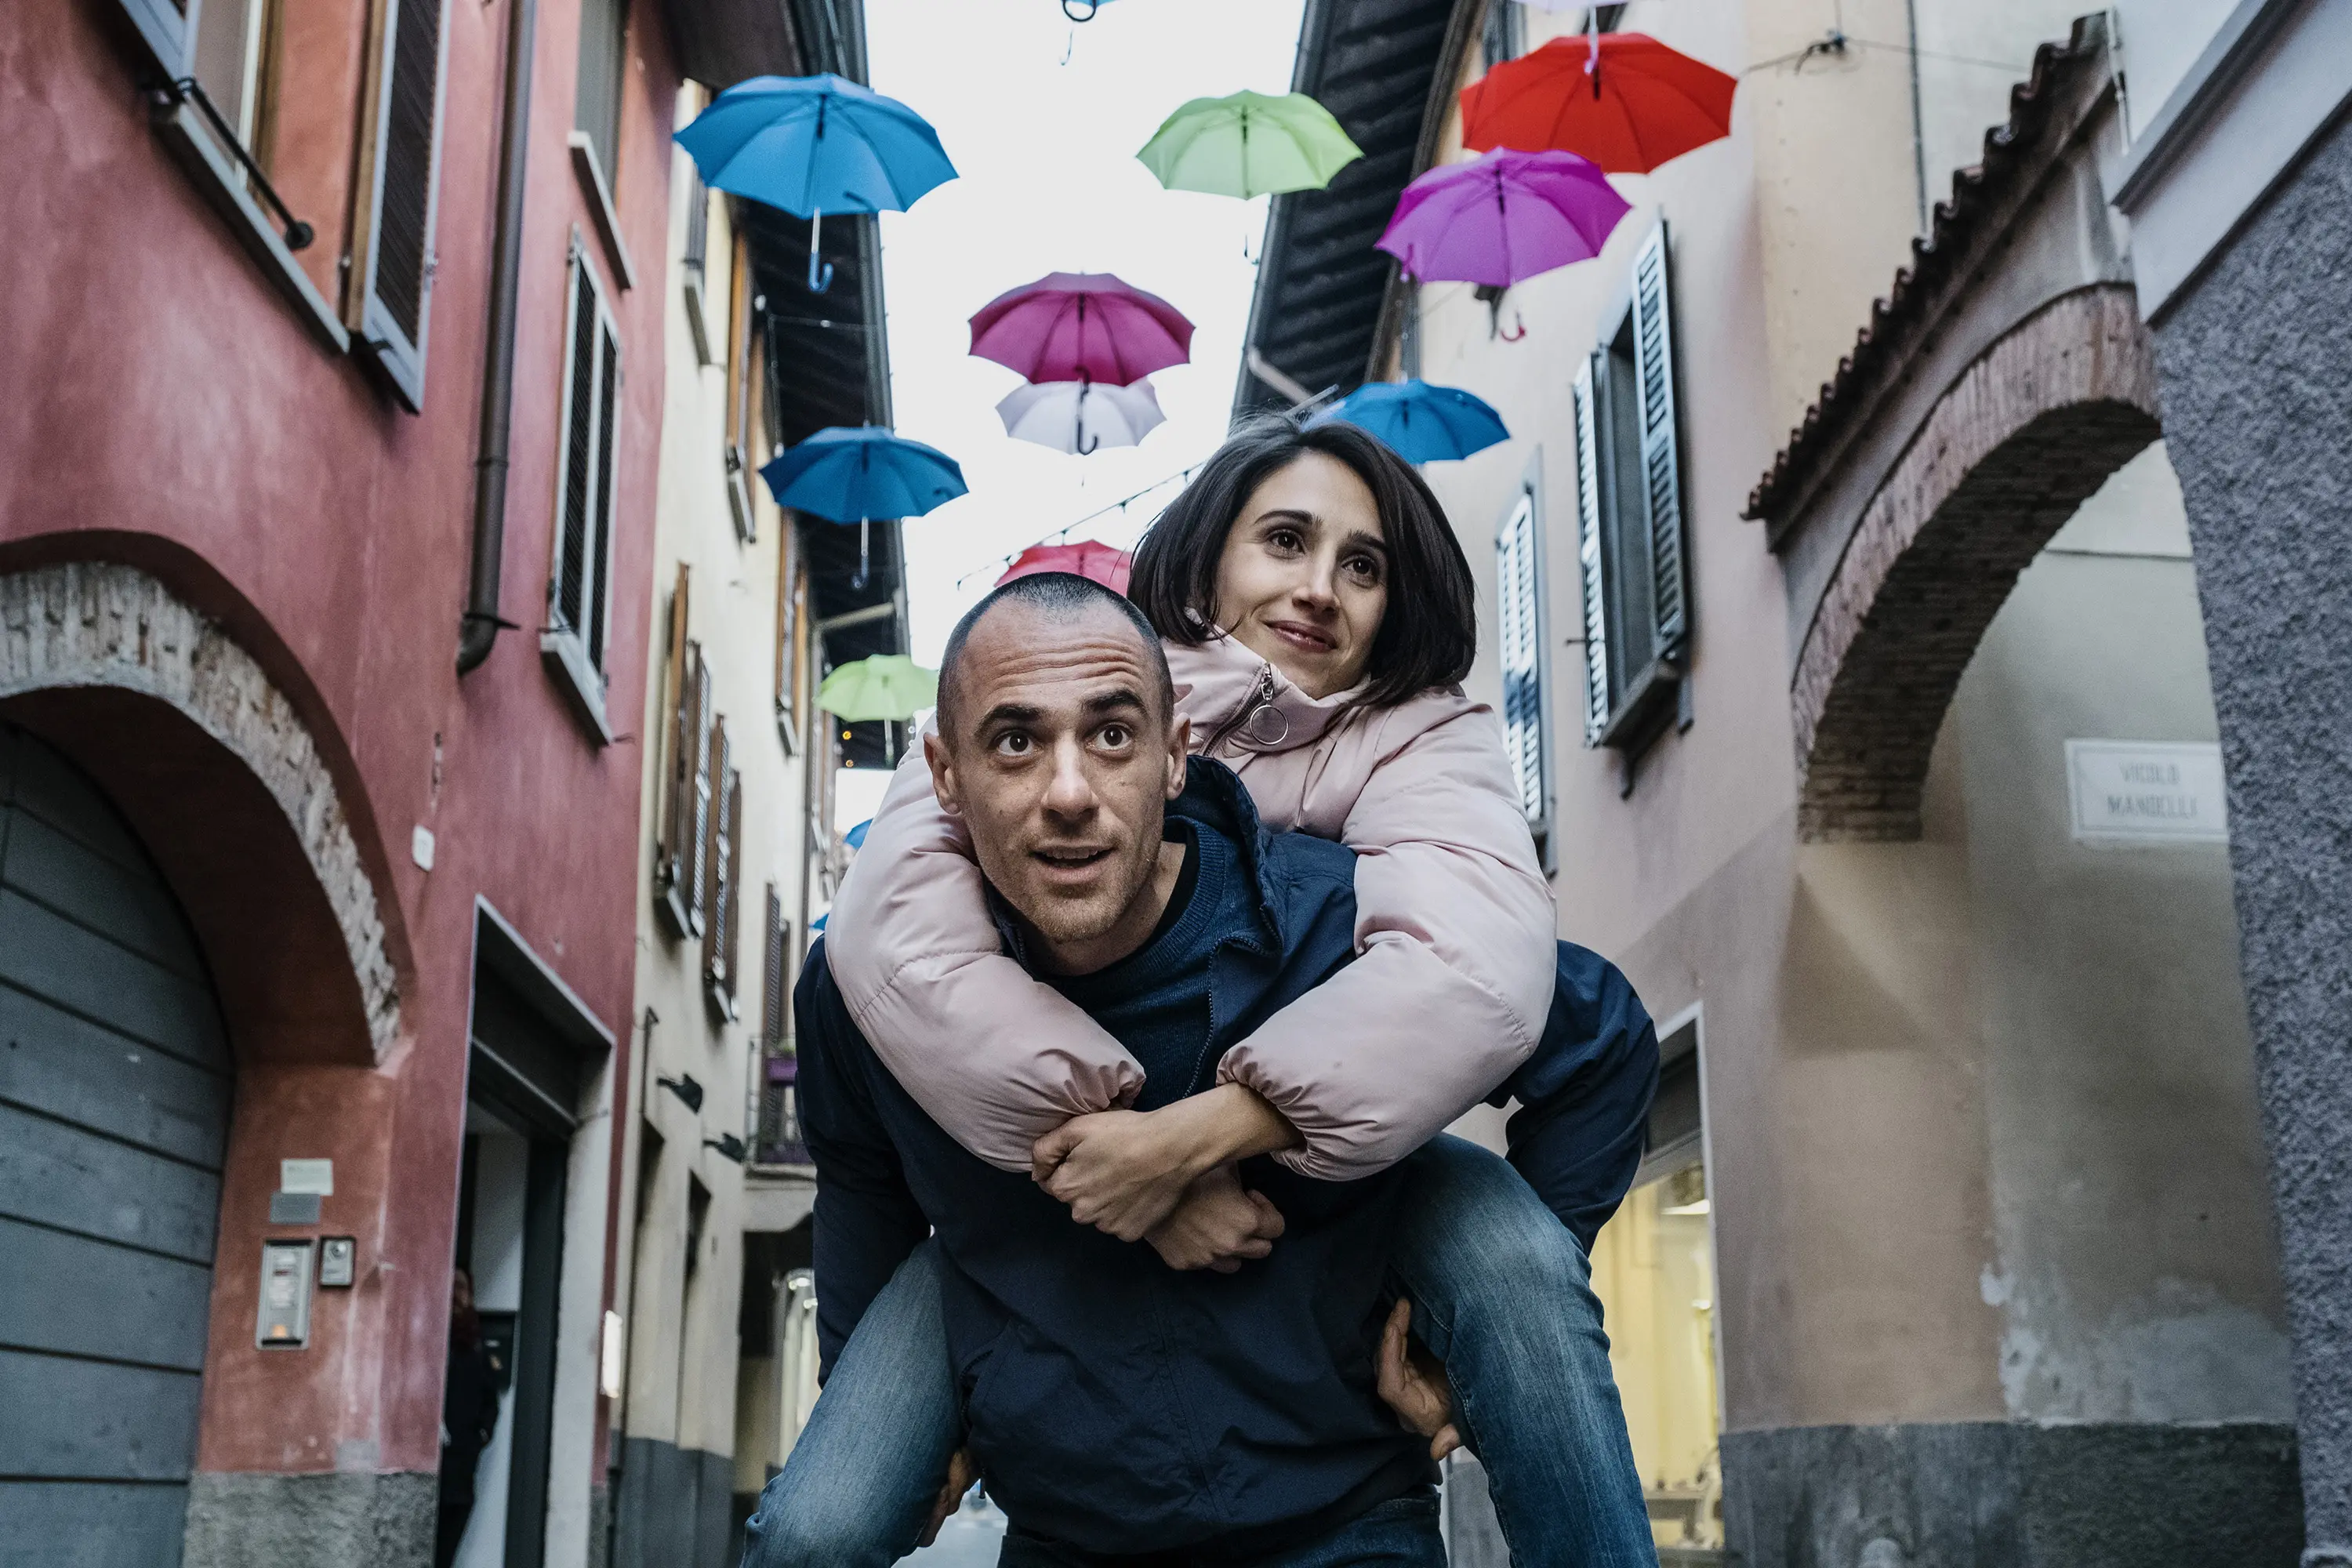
[1137,90,1363,199]
[818,655,938,721]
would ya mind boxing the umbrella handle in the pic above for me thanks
[807,209,835,294]
[1062,0,1101,18]
[853,517,870,590]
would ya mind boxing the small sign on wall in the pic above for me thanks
[2065,740,2229,845]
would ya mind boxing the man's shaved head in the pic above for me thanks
[924,572,1190,975]
[936,573,1174,742]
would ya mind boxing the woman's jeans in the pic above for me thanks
[742,1134,1657,1567]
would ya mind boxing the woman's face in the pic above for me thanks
[1210,452,1390,700]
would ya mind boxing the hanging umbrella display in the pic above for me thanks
[996,540,1134,593]
[969,273,1194,386]
[1461,33,1737,174]
[996,379,1165,456]
[1376,148,1629,287]
[676,74,956,292]
[762,426,967,586]
[1313,379,1512,463]
[1137,90,1364,198]
[818,654,940,721]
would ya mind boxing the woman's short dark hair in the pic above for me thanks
[1127,410,1479,710]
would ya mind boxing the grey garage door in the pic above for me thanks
[0,722,233,1566]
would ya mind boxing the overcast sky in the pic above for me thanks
[833,0,1305,822]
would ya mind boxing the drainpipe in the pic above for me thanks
[458,0,541,673]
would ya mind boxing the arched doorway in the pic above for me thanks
[0,719,234,1562]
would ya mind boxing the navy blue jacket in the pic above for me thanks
[797,761,1433,1555]
[796,762,1661,1552]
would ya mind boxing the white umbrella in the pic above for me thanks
[995,379,1165,456]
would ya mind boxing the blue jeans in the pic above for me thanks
[742,1136,1656,1567]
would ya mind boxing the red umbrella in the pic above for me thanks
[996,540,1134,593]
[1461,33,1736,174]
[969,272,1194,387]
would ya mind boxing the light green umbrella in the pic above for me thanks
[818,655,938,721]
[1137,90,1363,199]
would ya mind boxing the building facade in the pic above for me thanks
[1244,1,2338,1561]
[0,0,768,1562]
[604,2,907,1562]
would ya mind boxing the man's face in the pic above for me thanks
[927,602,1189,967]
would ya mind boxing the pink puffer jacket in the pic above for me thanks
[821,633,1558,1179]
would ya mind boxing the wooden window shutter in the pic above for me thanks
[111,0,200,85]
[760,884,787,1051]
[702,728,738,1015]
[1497,490,1547,827]
[724,229,758,543]
[1571,354,1613,746]
[586,309,622,673]
[723,770,746,1005]
[774,521,802,747]
[685,658,714,936]
[548,238,621,687]
[349,0,450,412]
[655,572,692,929]
[1631,222,1688,663]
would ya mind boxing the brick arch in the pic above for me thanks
[0,560,401,1059]
[1795,285,2161,840]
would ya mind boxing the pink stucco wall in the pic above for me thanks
[0,0,678,1484]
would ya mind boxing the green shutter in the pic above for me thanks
[1631,222,1687,662]
[1572,353,1612,746]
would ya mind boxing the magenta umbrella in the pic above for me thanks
[1376,149,1630,287]
[968,272,1194,386]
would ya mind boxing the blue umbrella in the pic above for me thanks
[762,426,968,586]
[1314,379,1511,463]
[676,74,956,292]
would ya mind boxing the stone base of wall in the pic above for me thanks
[611,1436,735,1568]
[182,1470,434,1568]
[1723,1421,2300,1568]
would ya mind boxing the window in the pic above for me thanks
[680,167,715,365]
[703,721,743,1021]
[760,885,789,1053]
[1497,485,1552,858]
[348,0,451,409]
[724,230,760,545]
[655,568,710,938]
[1573,222,1688,752]
[775,521,808,752]
[1482,0,1523,67]
[574,0,626,184]
[543,234,623,739]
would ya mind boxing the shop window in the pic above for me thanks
[1588,1014,1723,1559]
[1573,222,1689,753]
[543,234,624,741]
[1497,485,1554,862]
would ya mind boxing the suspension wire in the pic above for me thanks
[952,462,1207,589]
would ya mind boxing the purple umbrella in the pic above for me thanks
[968,272,1194,387]
[1376,149,1630,287]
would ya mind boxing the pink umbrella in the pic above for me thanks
[968,272,1194,386]
[996,539,1134,593]
[1376,149,1630,288]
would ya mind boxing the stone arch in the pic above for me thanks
[1794,285,2162,840]
[0,560,401,1058]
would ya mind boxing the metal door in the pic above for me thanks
[0,722,232,1565]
